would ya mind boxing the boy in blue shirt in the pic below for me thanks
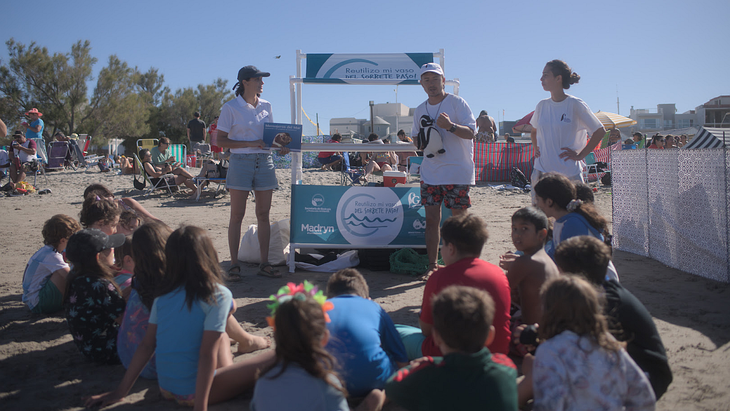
[324,268,408,397]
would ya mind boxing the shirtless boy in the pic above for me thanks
[505,207,559,354]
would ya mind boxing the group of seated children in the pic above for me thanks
[21,174,671,409]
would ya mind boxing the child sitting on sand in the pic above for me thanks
[385,285,518,410]
[79,196,121,235]
[22,214,82,314]
[519,275,656,410]
[504,207,559,356]
[117,211,141,235]
[116,222,172,380]
[397,214,511,359]
[65,228,127,364]
[83,183,160,225]
[252,281,386,411]
[554,236,672,399]
[533,172,618,281]
[86,226,273,409]
[112,235,134,299]
[324,269,408,397]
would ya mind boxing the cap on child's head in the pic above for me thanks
[66,228,126,263]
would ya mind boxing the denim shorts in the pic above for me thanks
[226,153,278,191]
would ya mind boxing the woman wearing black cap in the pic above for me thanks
[215,66,289,279]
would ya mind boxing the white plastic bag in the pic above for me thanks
[238,219,290,265]
[294,250,360,272]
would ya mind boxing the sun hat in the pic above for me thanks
[25,108,43,117]
[419,63,444,78]
[66,228,126,262]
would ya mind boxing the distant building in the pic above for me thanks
[330,102,413,141]
[629,95,730,135]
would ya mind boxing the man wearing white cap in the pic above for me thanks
[411,63,476,279]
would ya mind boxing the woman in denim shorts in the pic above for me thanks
[215,65,289,279]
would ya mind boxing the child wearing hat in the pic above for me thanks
[64,228,127,364]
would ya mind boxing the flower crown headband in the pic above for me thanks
[266,281,334,328]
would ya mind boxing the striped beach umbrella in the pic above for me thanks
[594,111,637,129]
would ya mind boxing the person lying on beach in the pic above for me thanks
[21,214,82,314]
[554,236,672,400]
[324,269,408,397]
[396,214,511,360]
[385,286,518,410]
[504,207,559,357]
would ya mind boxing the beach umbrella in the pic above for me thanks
[594,111,637,129]
[512,111,534,134]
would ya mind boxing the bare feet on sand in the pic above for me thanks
[236,335,271,354]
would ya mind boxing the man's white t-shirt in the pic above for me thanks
[410,94,476,185]
[217,95,273,155]
[0,149,9,168]
[530,95,603,177]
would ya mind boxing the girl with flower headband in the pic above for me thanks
[533,173,618,281]
[252,281,386,411]
[79,195,121,235]
[86,226,274,410]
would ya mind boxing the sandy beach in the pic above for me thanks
[1,166,728,411]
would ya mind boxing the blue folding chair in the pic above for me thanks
[339,152,365,186]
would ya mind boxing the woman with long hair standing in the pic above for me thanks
[529,60,606,202]
[215,66,289,279]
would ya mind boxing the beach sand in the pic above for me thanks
[1,167,728,410]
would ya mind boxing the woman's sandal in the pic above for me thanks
[227,264,243,282]
[257,262,282,278]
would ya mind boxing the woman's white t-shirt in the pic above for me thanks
[530,95,603,177]
[217,95,273,154]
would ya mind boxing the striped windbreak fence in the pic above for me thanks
[473,142,536,182]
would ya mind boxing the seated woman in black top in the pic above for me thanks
[139,149,197,199]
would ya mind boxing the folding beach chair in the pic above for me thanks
[47,141,70,171]
[133,153,176,196]
[340,152,365,186]
[581,152,602,187]
[167,144,187,168]
[29,138,50,187]
[407,156,423,181]
[136,138,158,154]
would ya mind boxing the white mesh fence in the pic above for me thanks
[612,148,729,283]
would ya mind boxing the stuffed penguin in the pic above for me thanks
[416,115,446,158]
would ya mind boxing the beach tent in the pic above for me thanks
[683,127,730,149]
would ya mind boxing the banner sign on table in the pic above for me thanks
[304,53,435,85]
[291,185,449,246]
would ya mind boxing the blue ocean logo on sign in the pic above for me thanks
[336,188,404,245]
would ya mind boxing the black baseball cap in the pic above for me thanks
[66,228,126,262]
[237,65,270,82]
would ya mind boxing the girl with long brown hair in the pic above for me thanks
[527,276,655,410]
[86,226,274,410]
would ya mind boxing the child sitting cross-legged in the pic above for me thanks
[22,214,82,314]
[324,269,408,397]
[519,275,656,410]
[251,281,386,411]
[554,236,672,400]
[397,214,511,360]
[385,285,518,410]
[504,207,559,356]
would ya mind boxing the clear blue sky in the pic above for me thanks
[3,0,729,136]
